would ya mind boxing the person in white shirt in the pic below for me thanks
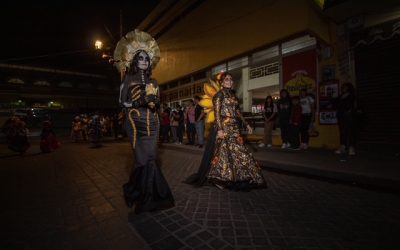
[299,89,315,149]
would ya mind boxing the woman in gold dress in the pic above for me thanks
[191,72,266,190]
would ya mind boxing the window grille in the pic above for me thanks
[249,61,279,79]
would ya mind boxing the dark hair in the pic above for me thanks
[217,71,233,84]
[280,89,290,99]
[128,50,152,77]
[194,95,201,101]
[264,95,274,110]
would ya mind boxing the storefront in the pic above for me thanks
[142,0,347,148]
[351,18,400,147]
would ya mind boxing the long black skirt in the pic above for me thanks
[184,126,217,186]
[123,109,174,214]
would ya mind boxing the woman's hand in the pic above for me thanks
[217,130,225,139]
[247,125,253,135]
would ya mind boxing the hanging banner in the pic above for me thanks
[282,49,317,96]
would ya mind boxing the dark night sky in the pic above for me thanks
[0,0,159,74]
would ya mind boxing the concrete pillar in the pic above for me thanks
[242,67,252,112]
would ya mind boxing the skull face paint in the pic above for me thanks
[137,51,150,70]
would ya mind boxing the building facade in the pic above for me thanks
[139,0,400,148]
[0,63,119,111]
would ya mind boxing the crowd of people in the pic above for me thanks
[2,84,356,158]
[1,115,60,154]
[258,88,316,151]
[70,111,125,145]
[258,85,356,155]
[159,96,205,148]
[123,84,356,157]
[2,116,30,154]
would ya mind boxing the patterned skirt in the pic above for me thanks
[208,120,266,190]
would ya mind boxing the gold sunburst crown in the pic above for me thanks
[113,29,160,73]
[199,79,220,123]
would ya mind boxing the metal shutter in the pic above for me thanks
[354,35,400,146]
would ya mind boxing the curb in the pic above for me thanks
[257,159,400,193]
[161,143,400,192]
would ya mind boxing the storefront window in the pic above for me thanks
[251,85,280,113]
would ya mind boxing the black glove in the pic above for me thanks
[145,94,158,104]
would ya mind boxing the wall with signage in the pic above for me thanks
[282,49,317,96]
[160,81,205,104]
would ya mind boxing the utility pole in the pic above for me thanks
[119,9,125,81]
[119,9,123,39]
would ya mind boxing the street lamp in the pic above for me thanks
[94,40,103,50]
[94,40,114,63]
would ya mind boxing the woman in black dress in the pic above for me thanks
[116,30,174,214]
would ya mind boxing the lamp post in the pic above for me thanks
[94,40,113,62]
[93,40,123,80]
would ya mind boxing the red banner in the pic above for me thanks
[282,49,317,96]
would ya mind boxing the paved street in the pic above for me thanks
[1,139,399,250]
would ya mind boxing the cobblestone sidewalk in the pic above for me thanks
[0,141,399,249]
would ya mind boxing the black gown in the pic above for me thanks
[184,126,217,186]
[120,73,174,214]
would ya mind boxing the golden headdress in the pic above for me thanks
[113,29,160,73]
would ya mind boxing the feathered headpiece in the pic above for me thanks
[199,79,221,123]
[113,29,160,73]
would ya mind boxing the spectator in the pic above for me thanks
[71,116,82,142]
[170,109,179,143]
[259,96,277,148]
[81,114,89,141]
[335,82,356,155]
[89,113,102,148]
[6,116,30,154]
[40,116,60,153]
[176,105,185,144]
[277,89,292,149]
[186,100,196,145]
[194,96,205,148]
[299,88,315,149]
[288,96,302,150]
[160,105,171,143]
